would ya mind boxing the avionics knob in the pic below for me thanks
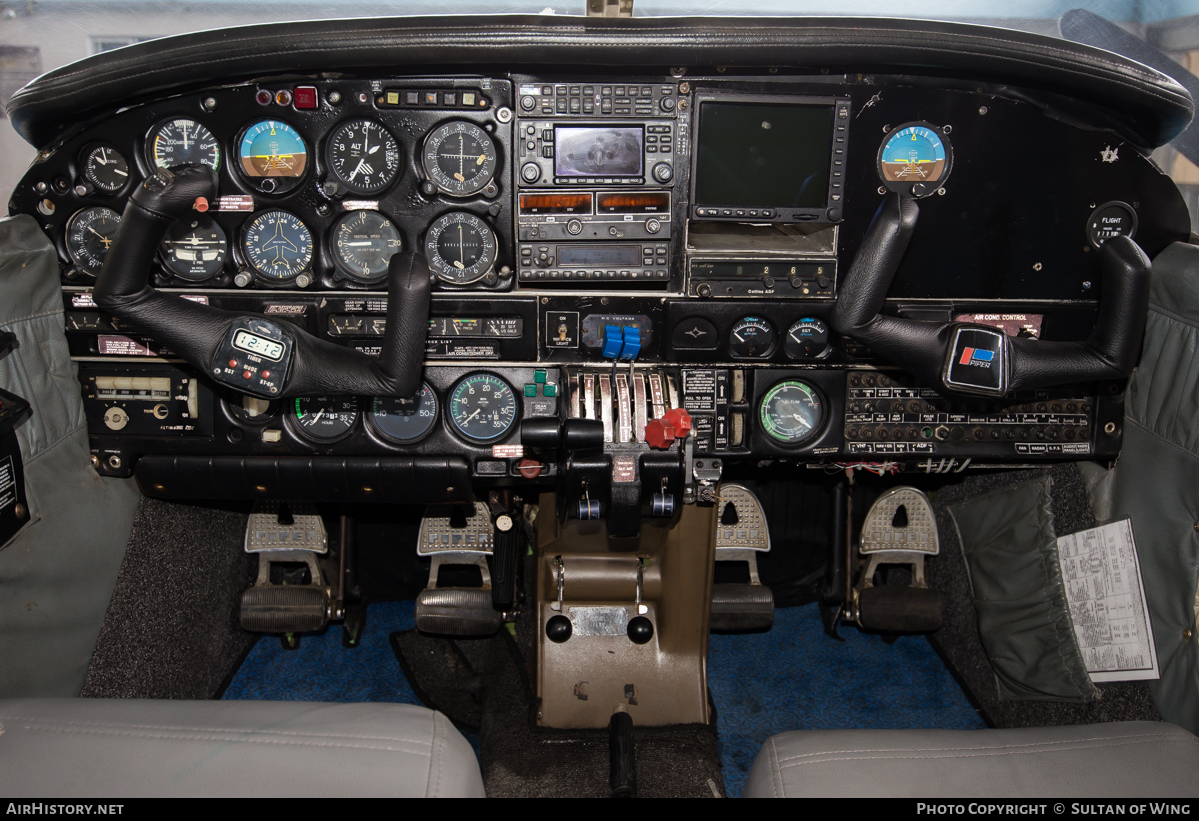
[521,163,541,183]
[652,162,674,183]
[520,95,536,111]
[645,218,661,234]
[696,282,712,298]
[566,219,583,235]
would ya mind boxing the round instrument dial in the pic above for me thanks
[326,119,401,195]
[784,317,830,360]
[238,119,308,193]
[289,396,358,444]
[447,373,518,443]
[146,118,220,172]
[759,381,825,446]
[878,122,953,195]
[160,216,227,281]
[368,383,439,445]
[728,317,776,358]
[332,211,402,283]
[421,121,498,197]
[425,212,497,285]
[65,206,120,276]
[81,144,130,193]
[242,210,314,281]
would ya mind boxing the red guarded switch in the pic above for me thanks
[663,407,693,439]
[644,418,677,450]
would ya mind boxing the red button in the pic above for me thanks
[229,359,238,368]
[243,371,252,379]
[262,370,270,379]
[517,458,543,479]
[293,86,318,110]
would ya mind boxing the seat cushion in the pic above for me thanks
[0,698,484,798]
[744,721,1199,798]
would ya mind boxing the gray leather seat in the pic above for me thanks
[0,698,485,798]
[744,721,1199,798]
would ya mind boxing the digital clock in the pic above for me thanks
[233,330,285,361]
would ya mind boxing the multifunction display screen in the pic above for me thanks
[557,244,642,266]
[694,102,834,208]
[554,126,644,178]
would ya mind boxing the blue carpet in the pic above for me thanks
[710,604,986,797]
[224,600,984,797]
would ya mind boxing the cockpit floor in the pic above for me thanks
[223,600,983,797]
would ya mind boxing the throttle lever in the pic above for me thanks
[93,164,432,399]
[830,192,1152,397]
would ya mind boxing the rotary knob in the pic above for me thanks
[645,218,661,234]
[521,163,541,183]
[652,162,674,183]
[566,219,583,235]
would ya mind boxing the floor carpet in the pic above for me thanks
[224,601,985,797]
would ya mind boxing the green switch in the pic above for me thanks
[543,383,557,397]
[524,384,538,397]
[534,369,547,384]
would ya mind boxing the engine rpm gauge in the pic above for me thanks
[327,119,401,195]
[65,206,120,276]
[237,119,308,193]
[242,210,313,281]
[332,210,402,283]
[425,212,498,285]
[878,122,953,195]
[421,121,498,197]
[759,381,825,446]
[447,373,519,443]
[289,396,359,444]
[81,144,130,193]
[728,317,776,358]
[368,383,439,445]
[160,216,227,281]
[146,118,220,172]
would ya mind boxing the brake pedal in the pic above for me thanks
[853,487,942,632]
[415,501,503,636]
[710,484,774,631]
[239,501,331,634]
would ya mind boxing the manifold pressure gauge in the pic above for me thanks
[425,211,498,285]
[877,122,953,197]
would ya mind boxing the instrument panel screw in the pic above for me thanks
[33,181,47,194]
[1033,262,1042,271]
[768,67,779,74]
[670,67,686,78]
[1192,522,1198,532]
[878,186,886,195]
[1082,280,1092,290]
[1104,422,1117,436]
[937,187,947,196]
[679,82,691,94]
[942,124,952,134]
[678,99,688,111]
[1184,628,1194,641]
[358,92,369,104]
[90,455,100,469]
[327,90,342,105]
[14,503,25,518]
[203,97,217,111]
[495,107,513,124]
[979,106,988,115]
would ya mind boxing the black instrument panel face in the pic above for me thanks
[13,78,515,292]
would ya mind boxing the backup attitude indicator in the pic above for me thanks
[878,122,952,194]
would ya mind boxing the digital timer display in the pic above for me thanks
[233,329,285,361]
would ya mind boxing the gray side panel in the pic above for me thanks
[1111,240,1199,735]
[0,214,140,697]
[949,477,1096,702]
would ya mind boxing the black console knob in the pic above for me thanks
[627,616,654,645]
[546,615,573,643]
[652,162,673,183]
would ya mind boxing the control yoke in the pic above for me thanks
[93,164,431,399]
[830,192,1152,397]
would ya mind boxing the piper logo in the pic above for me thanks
[958,347,994,368]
